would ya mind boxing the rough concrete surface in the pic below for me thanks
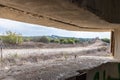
[0,0,119,31]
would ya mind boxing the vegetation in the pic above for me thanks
[26,36,81,44]
[50,39,60,43]
[101,38,110,43]
[49,38,80,44]
[23,36,111,44]
[2,31,23,45]
[39,36,50,43]
[0,31,110,45]
[23,37,31,42]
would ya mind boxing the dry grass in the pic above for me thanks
[0,46,110,67]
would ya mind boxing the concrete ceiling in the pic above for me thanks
[0,0,119,31]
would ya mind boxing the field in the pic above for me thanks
[0,39,113,80]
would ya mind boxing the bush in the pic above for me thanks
[31,37,41,42]
[60,39,65,44]
[101,38,110,43]
[50,39,60,43]
[23,37,31,42]
[67,39,74,44]
[50,39,55,43]
[63,39,68,44]
[39,36,50,43]
[74,39,80,43]
[2,31,23,44]
[67,38,75,44]
[54,39,60,43]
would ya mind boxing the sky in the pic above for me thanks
[0,18,110,39]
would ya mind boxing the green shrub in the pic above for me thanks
[101,38,110,43]
[59,38,76,44]
[23,37,31,42]
[74,39,80,43]
[39,36,50,43]
[60,39,65,44]
[54,39,60,43]
[2,31,23,44]
[67,39,75,44]
[50,39,55,43]
[50,39,60,43]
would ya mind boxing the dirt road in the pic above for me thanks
[2,46,107,58]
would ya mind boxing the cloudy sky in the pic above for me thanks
[0,18,110,38]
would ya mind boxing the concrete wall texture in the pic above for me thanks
[75,0,120,23]
[87,62,120,80]
[88,0,120,23]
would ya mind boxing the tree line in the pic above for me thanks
[0,31,110,45]
[30,36,81,44]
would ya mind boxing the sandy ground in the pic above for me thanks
[0,46,112,80]
[2,46,109,58]
[0,41,112,80]
[0,56,115,80]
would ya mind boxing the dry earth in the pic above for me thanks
[0,56,115,80]
[0,40,113,80]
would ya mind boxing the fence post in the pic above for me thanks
[0,39,3,63]
[0,47,2,62]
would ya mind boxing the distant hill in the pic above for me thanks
[47,35,94,42]
[22,35,96,41]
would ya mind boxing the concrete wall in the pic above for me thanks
[87,62,120,80]
[74,0,120,23]
[87,0,120,23]
[114,29,120,59]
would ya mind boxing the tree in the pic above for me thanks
[2,31,23,44]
